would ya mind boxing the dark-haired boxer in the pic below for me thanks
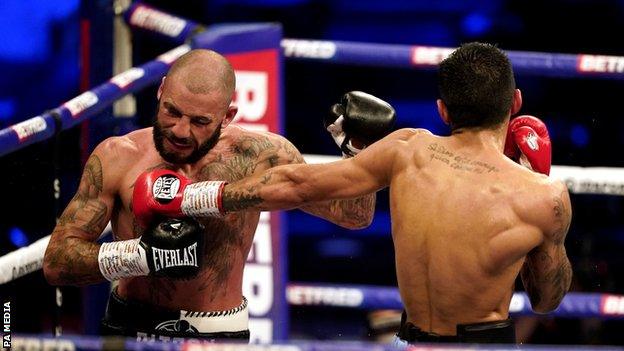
[43,48,394,341]
[155,42,573,344]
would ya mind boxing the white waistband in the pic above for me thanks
[172,297,249,333]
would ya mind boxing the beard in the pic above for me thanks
[153,119,222,164]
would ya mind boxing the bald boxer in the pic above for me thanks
[161,42,573,343]
[42,49,394,341]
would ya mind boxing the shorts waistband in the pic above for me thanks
[103,289,249,334]
[398,316,516,344]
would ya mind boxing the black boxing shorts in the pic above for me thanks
[397,311,516,344]
[100,289,250,342]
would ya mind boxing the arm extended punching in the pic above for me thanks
[221,129,415,213]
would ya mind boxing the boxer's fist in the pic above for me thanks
[133,169,191,228]
[98,217,205,281]
[325,91,396,157]
[504,115,552,175]
[133,170,227,227]
[140,217,204,279]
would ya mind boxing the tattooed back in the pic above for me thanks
[389,131,570,335]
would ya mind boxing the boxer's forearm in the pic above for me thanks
[299,194,376,229]
[222,160,381,214]
[43,232,105,286]
[521,246,572,313]
[222,165,313,212]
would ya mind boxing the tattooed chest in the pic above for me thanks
[196,136,277,182]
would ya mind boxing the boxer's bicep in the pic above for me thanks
[44,149,117,285]
[57,154,114,238]
[57,136,134,239]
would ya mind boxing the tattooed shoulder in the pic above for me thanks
[552,187,571,244]
[275,137,304,164]
[83,155,104,194]
[231,133,276,158]
[56,154,109,236]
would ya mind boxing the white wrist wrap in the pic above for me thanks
[327,115,363,158]
[98,239,150,281]
[181,181,227,217]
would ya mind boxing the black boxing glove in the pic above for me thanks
[324,91,396,157]
[98,218,204,281]
[141,217,204,279]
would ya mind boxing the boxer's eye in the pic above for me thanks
[166,108,181,117]
[192,117,211,126]
[162,102,182,117]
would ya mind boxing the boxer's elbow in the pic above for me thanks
[42,237,77,286]
[528,286,569,314]
[351,212,374,229]
[282,165,318,205]
[334,208,374,229]
[530,299,561,314]
[43,267,61,286]
[42,247,62,286]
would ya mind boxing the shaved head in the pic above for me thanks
[166,49,236,108]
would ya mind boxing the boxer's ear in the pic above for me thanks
[157,77,166,100]
[221,105,238,128]
[511,89,522,115]
[437,99,450,125]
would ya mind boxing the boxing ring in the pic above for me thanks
[1,2,624,350]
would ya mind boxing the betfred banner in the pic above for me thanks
[225,47,286,343]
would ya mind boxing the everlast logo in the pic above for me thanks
[152,244,198,271]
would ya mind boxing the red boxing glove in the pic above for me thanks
[132,169,226,228]
[504,115,552,175]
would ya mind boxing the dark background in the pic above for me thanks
[1,0,623,345]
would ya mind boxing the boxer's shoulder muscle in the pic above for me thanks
[93,131,156,225]
[385,127,431,142]
[86,137,132,193]
[511,174,568,238]
[94,132,149,178]
[198,127,302,182]
[543,179,571,243]
[379,128,433,170]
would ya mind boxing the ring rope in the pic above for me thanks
[126,2,624,79]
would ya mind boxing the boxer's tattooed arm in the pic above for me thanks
[520,248,546,307]
[300,194,376,229]
[198,135,279,182]
[552,188,572,244]
[521,247,572,312]
[222,191,264,211]
[521,190,572,312]
[44,155,113,286]
[218,133,376,227]
[270,137,376,228]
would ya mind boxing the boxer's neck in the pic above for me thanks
[450,124,507,152]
